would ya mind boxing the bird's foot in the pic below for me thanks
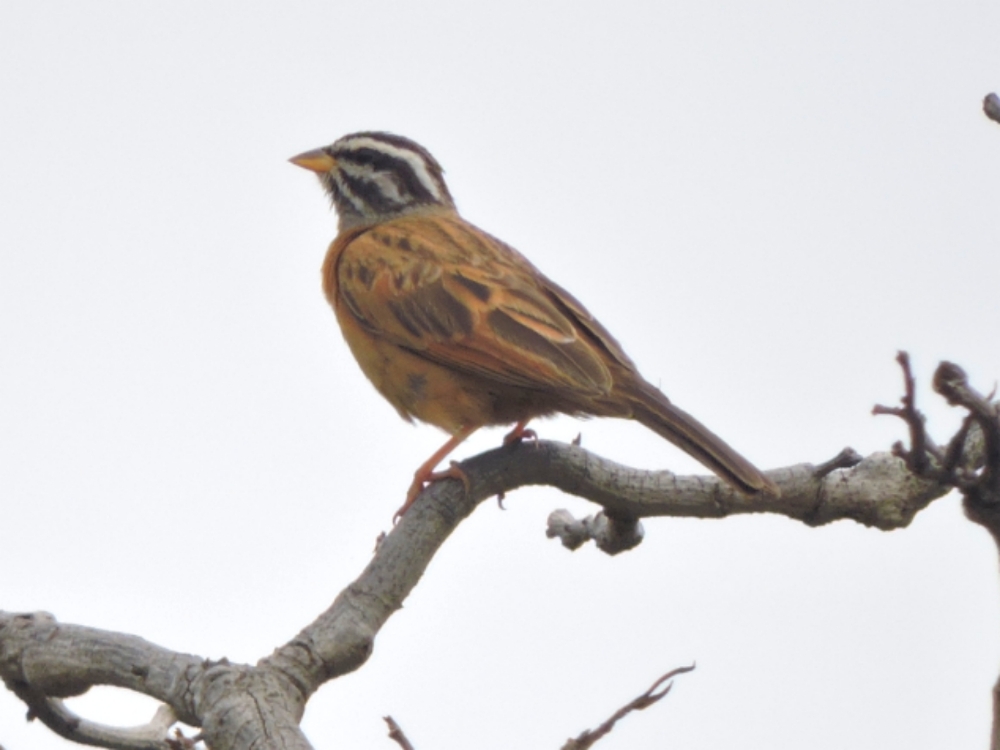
[394,461,471,523]
[503,420,537,446]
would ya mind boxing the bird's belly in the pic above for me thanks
[335,313,489,433]
[335,310,569,434]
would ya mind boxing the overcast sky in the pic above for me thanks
[2,2,999,749]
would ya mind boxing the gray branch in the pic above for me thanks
[0,439,962,750]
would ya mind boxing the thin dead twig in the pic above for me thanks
[561,665,695,750]
[384,716,416,750]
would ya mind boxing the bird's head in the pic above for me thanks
[290,131,456,231]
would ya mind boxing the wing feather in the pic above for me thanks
[333,216,617,396]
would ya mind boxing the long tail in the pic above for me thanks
[624,380,779,496]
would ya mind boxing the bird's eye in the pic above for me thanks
[346,148,397,173]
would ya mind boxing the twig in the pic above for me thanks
[873,352,945,477]
[384,716,416,750]
[932,362,1000,501]
[812,448,863,479]
[985,93,1000,126]
[872,352,942,472]
[561,665,695,750]
[875,353,999,507]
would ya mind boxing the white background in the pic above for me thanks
[2,2,999,748]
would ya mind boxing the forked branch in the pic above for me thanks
[873,352,1000,750]
[873,352,1000,526]
[561,665,695,750]
[0,392,974,749]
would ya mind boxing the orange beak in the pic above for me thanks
[289,148,337,173]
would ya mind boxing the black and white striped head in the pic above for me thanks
[290,132,456,230]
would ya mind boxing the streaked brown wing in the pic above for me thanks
[334,215,615,396]
[539,276,636,373]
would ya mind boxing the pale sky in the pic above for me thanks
[2,2,999,749]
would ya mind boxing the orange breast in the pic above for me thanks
[321,229,496,435]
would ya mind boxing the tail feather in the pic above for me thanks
[625,381,779,496]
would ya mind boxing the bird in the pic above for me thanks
[290,131,778,517]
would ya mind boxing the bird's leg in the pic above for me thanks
[396,425,478,522]
[503,419,537,446]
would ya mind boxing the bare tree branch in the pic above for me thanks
[561,665,695,750]
[467,440,949,539]
[13,687,177,750]
[874,354,999,526]
[873,353,1000,749]
[1,415,973,749]
[0,611,310,750]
